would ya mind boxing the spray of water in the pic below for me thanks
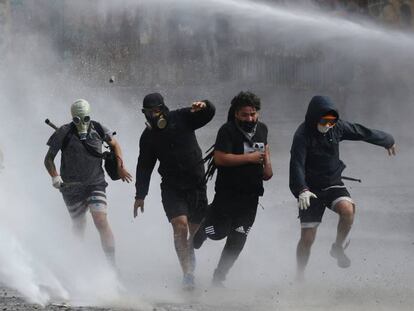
[0,0,413,310]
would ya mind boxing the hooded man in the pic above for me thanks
[289,95,396,280]
[44,99,132,267]
[193,91,273,287]
[133,93,215,290]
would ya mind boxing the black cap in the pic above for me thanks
[143,93,165,109]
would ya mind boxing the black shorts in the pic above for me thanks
[299,186,354,227]
[203,191,259,240]
[160,183,208,223]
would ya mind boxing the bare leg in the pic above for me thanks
[334,201,355,246]
[330,200,355,268]
[296,227,317,281]
[171,215,191,275]
[91,211,116,267]
[71,213,87,240]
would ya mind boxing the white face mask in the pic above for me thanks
[317,123,334,133]
[71,99,91,140]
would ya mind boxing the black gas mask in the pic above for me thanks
[142,93,169,130]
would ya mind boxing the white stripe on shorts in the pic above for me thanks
[301,222,320,229]
[205,226,215,234]
[67,201,88,219]
[331,196,354,211]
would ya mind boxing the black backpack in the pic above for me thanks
[61,121,120,181]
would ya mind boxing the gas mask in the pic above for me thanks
[238,120,257,133]
[71,99,91,140]
[142,107,167,130]
[142,93,169,130]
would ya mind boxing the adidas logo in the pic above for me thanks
[205,226,215,235]
[235,226,251,235]
[235,226,245,234]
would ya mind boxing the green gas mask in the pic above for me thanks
[71,99,91,140]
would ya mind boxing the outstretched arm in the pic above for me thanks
[107,137,133,182]
[339,120,395,154]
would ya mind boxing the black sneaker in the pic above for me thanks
[330,242,351,268]
[193,223,207,250]
[182,273,195,291]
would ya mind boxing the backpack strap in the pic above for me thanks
[60,122,103,159]
[61,123,77,151]
[91,121,106,141]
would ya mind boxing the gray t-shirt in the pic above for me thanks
[47,122,113,193]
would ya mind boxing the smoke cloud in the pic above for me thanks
[0,0,413,309]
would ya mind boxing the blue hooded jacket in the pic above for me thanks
[289,96,394,197]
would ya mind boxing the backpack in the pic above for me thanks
[61,121,120,181]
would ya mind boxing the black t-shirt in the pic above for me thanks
[214,121,268,196]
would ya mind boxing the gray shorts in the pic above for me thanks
[64,189,107,219]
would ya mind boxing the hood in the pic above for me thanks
[305,96,339,130]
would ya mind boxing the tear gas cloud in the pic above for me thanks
[0,0,413,309]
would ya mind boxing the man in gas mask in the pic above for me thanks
[133,92,215,290]
[44,99,132,267]
[193,91,273,287]
[289,95,396,281]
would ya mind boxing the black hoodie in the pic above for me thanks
[135,100,215,199]
[289,96,394,197]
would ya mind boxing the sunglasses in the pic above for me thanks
[72,115,91,124]
[319,117,337,127]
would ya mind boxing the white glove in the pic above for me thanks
[52,175,64,189]
[298,190,317,210]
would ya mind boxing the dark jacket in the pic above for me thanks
[135,101,215,199]
[289,96,394,197]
